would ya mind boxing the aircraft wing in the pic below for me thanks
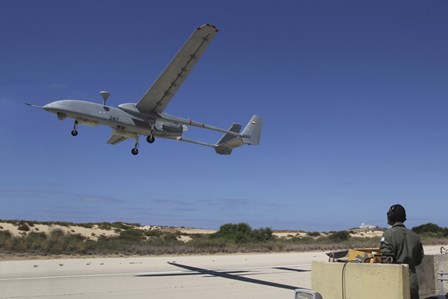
[106,134,128,145]
[135,24,219,114]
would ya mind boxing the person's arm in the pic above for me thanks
[415,242,424,266]
[380,232,395,262]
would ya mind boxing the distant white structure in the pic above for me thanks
[359,223,377,229]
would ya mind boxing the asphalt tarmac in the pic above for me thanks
[0,251,328,299]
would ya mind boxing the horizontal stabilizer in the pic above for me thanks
[216,124,242,144]
[215,115,263,155]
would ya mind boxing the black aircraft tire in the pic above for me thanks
[71,130,78,136]
[131,148,139,155]
[146,136,155,144]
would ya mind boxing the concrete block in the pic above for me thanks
[312,261,410,299]
[417,254,448,298]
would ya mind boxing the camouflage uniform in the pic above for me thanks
[380,222,424,299]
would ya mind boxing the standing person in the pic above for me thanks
[380,204,424,299]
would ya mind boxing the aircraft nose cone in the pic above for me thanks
[42,103,54,111]
[43,102,68,120]
[43,102,59,112]
[43,102,66,116]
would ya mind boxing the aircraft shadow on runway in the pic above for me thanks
[273,266,310,273]
[136,262,310,291]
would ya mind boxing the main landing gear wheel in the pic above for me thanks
[71,120,79,136]
[146,135,155,143]
[131,136,140,156]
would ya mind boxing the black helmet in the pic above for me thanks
[387,204,407,225]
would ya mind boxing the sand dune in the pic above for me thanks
[0,221,384,241]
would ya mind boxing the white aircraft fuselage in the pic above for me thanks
[44,100,184,139]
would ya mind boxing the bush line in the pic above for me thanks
[0,221,446,256]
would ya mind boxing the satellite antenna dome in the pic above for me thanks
[99,91,111,105]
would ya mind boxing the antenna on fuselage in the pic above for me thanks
[99,91,111,106]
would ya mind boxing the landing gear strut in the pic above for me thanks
[71,120,79,136]
[131,136,139,155]
[146,125,155,143]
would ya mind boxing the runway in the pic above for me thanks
[0,251,328,299]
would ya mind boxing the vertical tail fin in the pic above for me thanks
[241,115,263,145]
[214,115,263,155]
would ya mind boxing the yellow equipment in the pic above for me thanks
[327,248,382,263]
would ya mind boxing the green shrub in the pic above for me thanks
[97,222,112,230]
[212,223,253,244]
[412,223,444,234]
[112,222,132,230]
[50,229,65,239]
[144,230,163,237]
[53,221,71,227]
[18,222,30,232]
[78,223,94,229]
[210,223,274,244]
[329,231,350,242]
[118,228,145,242]
[307,232,321,237]
[0,231,12,243]
[162,232,181,242]
[252,228,274,242]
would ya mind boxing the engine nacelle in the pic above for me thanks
[161,122,184,133]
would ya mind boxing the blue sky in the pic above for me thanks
[1,0,447,231]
